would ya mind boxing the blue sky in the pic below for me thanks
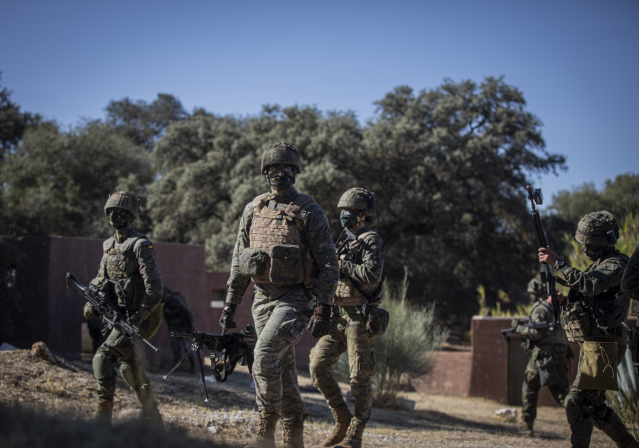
[1,0,637,205]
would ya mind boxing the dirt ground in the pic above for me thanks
[0,349,615,447]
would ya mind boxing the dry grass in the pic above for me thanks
[0,350,617,447]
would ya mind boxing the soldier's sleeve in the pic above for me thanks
[621,244,639,300]
[226,203,254,305]
[341,234,384,285]
[134,239,164,318]
[302,203,339,305]
[519,303,548,342]
[558,256,627,297]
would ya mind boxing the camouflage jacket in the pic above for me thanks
[92,229,163,320]
[519,300,566,347]
[621,243,639,300]
[557,247,628,297]
[226,188,339,305]
[163,292,194,330]
[336,228,384,305]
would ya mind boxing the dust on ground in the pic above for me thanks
[0,350,614,447]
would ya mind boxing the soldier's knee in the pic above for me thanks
[565,394,586,426]
[591,404,611,429]
[92,353,112,380]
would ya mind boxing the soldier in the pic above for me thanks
[621,243,639,299]
[162,287,195,374]
[222,143,339,448]
[512,276,571,437]
[87,316,106,355]
[539,211,638,448]
[309,188,384,448]
[83,191,164,426]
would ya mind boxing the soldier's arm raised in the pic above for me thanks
[226,203,254,305]
[558,256,627,297]
[303,203,339,305]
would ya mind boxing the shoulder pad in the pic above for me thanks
[252,193,270,207]
[133,236,153,252]
[103,237,115,252]
[292,194,316,209]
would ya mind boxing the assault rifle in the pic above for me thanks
[163,325,256,402]
[336,227,357,255]
[526,185,560,324]
[501,318,555,341]
[65,272,159,352]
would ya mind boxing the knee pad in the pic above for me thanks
[92,353,113,380]
[565,394,583,426]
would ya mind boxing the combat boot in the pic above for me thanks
[335,420,366,448]
[516,420,534,437]
[595,410,639,448]
[322,406,352,447]
[95,401,113,427]
[282,420,304,448]
[245,413,279,448]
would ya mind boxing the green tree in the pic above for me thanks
[0,120,153,237]
[0,74,42,158]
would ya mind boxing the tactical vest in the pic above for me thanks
[100,231,148,312]
[562,253,630,342]
[245,193,319,287]
[335,231,383,306]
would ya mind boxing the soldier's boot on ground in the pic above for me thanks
[335,420,366,448]
[95,401,114,427]
[322,406,353,447]
[516,420,534,437]
[142,400,164,425]
[244,413,279,448]
[594,409,639,448]
[282,420,304,448]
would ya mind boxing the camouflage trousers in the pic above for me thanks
[252,289,313,422]
[521,348,569,423]
[309,306,376,424]
[93,328,156,408]
[565,345,636,448]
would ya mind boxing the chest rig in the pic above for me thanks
[335,231,383,306]
[561,253,630,342]
[101,231,146,309]
[246,192,319,287]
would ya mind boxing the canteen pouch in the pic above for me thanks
[578,341,619,391]
[239,248,270,280]
[141,303,163,340]
[269,244,303,284]
[366,305,389,336]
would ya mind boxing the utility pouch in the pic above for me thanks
[239,248,270,278]
[536,354,561,388]
[268,244,303,284]
[140,304,163,340]
[578,341,619,391]
[366,305,389,336]
[562,303,596,342]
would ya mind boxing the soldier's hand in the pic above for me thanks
[219,303,237,331]
[547,292,566,306]
[309,304,332,338]
[539,247,560,266]
[129,311,145,327]
[83,302,99,321]
[511,317,521,332]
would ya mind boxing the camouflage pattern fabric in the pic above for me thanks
[557,246,627,296]
[621,243,639,300]
[251,290,313,422]
[309,307,376,424]
[226,187,339,305]
[519,300,570,423]
[336,229,384,306]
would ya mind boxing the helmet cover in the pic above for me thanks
[338,188,376,215]
[261,142,302,174]
[575,210,619,246]
[104,191,141,220]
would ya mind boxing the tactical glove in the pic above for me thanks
[219,303,238,331]
[511,317,521,333]
[83,302,99,321]
[309,304,332,338]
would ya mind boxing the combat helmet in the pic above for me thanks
[338,188,376,215]
[104,191,141,220]
[527,277,545,296]
[261,142,302,174]
[575,210,619,246]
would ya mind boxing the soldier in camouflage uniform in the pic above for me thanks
[162,287,195,373]
[83,191,164,426]
[512,276,571,437]
[221,143,339,448]
[539,211,638,448]
[309,188,384,448]
[621,244,639,300]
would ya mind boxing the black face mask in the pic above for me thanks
[268,173,295,190]
[108,209,130,229]
[584,245,606,261]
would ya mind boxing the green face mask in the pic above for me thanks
[340,210,359,228]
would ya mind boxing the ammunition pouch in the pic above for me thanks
[365,305,389,336]
[268,244,303,284]
[239,247,269,277]
[562,299,596,342]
